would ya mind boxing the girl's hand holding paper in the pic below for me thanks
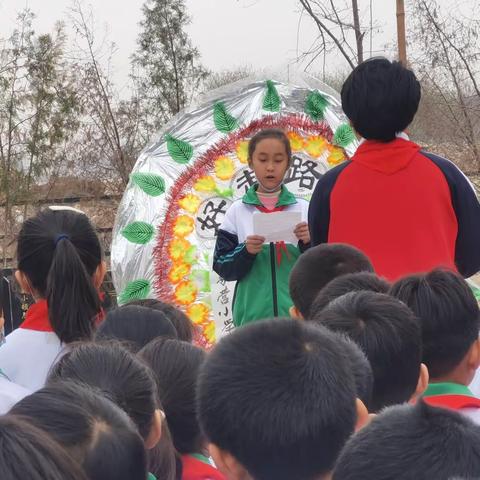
[294,222,310,244]
[245,235,266,255]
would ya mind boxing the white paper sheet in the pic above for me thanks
[252,211,302,244]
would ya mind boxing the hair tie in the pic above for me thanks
[54,234,70,247]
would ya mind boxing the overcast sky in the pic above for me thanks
[0,0,469,89]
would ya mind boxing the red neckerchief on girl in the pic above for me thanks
[20,299,104,332]
[20,300,53,332]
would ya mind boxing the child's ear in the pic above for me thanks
[144,409,163,450]
[467,338,480,371]
[93,260,107,290]
[354,398,370,431]
[209,444,251,480]
[289,306,303,320]
[412,363,429,401]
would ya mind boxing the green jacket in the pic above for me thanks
[213,185,309,326]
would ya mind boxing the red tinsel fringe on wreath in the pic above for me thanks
[153,113,334,303]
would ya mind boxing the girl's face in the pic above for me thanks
[249,138,290,193]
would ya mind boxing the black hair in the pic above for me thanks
[140,338,207,454]
[333,401,480,480]
[289,243,374,318]
[11,382,147,480]
[315,291,422,412]
[0,415,88,480]
[340,335,373,409]
[248,128,292,165]
[310,272,390,317]
[96,305,178,350]
[341,57,421,142]
[197,318,358,480]
[47,341,157,440]
[127,299,194,343]
[390,269,480,378]
[17,209,102,343]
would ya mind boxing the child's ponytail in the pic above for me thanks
[46,235,100,343]
[17,209,103,344]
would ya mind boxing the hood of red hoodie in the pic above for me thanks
[352,138,422,175]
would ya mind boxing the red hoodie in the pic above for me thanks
[309,138,480,280]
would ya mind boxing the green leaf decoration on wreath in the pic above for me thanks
[121,221,155,245]
[118,279,151,304]
[305,90,329,121]
[263,80,281,112]
[131,172,166,197]
[166,134,194,164]
[333,123,356,148]
[213,102,238,133]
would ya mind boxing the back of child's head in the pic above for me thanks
[248,128,292,165]
[127,299,194,342]
[310,272,390,318]
[333,401,480,480]
[140,338,206,455]
[289,243,374,318]
[340,335,374,409]
[390,269,480,380]
[197,318,359,480]
[0,414,87,480]
[47,341,158,442]
[341,57,421,141]
[96,305,178,350]
[316,291,422,412]
[10,381,147,480]
[16,208,102,343]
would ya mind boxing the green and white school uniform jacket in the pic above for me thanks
[213,184,309,327]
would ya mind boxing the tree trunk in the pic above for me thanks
[396,0,407,64]
[351,0,363,63]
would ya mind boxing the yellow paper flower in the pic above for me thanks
[175,280,198,305]
[178,194,201,214]
[186,302,211,325]
[203,320,216,344]
[168,263,191,284]
[305,135,327,158]
[173,215,194,237]
[287,131,305,152]
[193,176,216,193]
[214,156,235,180]
[168,237,191,261]
[236,140,249,164]
[328,147,346,166]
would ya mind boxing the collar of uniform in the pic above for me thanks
[424,382,474,398]
[20,300,53,332]
[242,184,297,207]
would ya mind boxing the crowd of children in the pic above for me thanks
[1,56,480,480]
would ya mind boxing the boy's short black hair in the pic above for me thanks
[341,57,421,142]
[310,272,390,318]
[315,291,421,412]
[197,318,358,480]
[333,401,480,480]
[96,305,178,350]
[289,243,374,318]
[390,269,480,378]
[126,299,195,343]
[340,335,373,409]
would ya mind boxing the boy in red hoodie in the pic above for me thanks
[308,57,480,281]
